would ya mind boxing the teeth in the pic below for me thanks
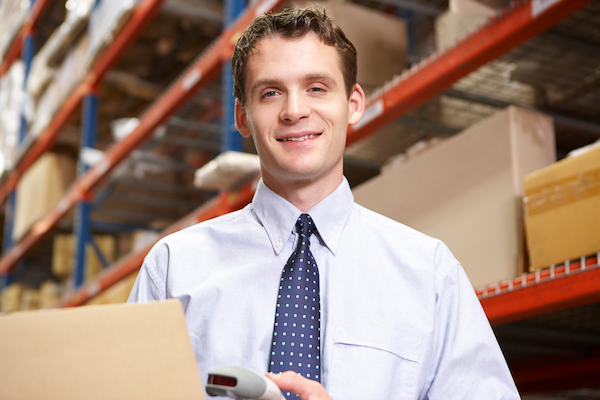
[280,134,319,142]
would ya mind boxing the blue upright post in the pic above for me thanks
[72,91,98,288]
[221,0,246,153]
[1,32,36,289]
[399,8,417,67]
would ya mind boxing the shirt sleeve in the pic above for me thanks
[420,262,520,399]
[127,246,168,303]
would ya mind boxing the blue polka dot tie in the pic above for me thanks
[269,214,321,396]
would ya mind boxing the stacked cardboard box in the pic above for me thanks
[0,283,25,313]
[12,152,76,241]
[524,143,600,270]
[39,280,64,309]
[353,106,555,288]
[52,234,116,282]
[85,273,138,305]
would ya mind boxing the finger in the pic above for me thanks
[266,372,332,400]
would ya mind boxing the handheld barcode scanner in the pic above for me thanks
[206,367,286,400]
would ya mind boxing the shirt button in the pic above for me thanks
[330,241,336,248]
[276,240,283,248]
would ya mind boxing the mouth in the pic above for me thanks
[277,133,321,142]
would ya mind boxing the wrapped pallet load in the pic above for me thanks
[0,0,30,61]
[27,0,95,101]
[0,61,24,174]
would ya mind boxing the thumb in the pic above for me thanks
[266,372,332,400]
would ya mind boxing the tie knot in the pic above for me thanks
[296,214,315,239]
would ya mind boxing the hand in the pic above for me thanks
[267,371,332,400]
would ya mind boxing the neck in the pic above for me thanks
[263,172,343,213]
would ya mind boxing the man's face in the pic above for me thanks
[235,32,364,192]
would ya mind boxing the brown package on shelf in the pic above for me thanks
[289,0,406,95]
[12,152,76,241]
[20,289,41,311]
[39,280,63,309]
[524,142,600,271]
[450,0,509,15]
[353,106,555,288]
[0,283,25,314]
[85,273,138,305]
[0,300,207,400]
[52,234,116,281]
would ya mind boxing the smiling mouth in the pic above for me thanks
[278,133,321,142]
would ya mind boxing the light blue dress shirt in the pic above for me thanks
[128,178,520,399]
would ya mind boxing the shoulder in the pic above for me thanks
[145,205,256,260]
[351,203,460,282]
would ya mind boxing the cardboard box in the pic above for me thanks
[290,0,406,94]
[0,300,206,399]
[85,273,138,305]
[52,234,116,281]
[20,288,41,311]
[524,144,600,270]
[0,283,25,314]
[39,280,63,309]
[435,10,487,51]
[450,0,508,16]
[353,106,556,288]
[12,152,76,241]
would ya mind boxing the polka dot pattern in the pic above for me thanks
[269,214,321,397]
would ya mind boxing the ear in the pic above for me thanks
[347,84,366,126]
[235,99,252,138]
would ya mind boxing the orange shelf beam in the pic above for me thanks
[481,256,600,326]
[347,0,594,146]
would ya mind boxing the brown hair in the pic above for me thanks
[232,6,357,106]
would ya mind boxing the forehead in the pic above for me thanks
[245,32,344,86]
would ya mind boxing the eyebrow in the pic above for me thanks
[250,73,339,95]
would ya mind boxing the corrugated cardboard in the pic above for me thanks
[290,0,406,94]
[524,143,600,270]
[13,152,76,241]
[0,300,206,400]
[353,106,555,288]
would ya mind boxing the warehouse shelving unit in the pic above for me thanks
[1,0,600,396]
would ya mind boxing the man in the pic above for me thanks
[129,6,520,399]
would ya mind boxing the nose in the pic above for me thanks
[280,91,310,123]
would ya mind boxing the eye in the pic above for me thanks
[263,90,278,98]
[309,87,324,92]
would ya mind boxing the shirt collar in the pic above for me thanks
[251,177,354,256]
